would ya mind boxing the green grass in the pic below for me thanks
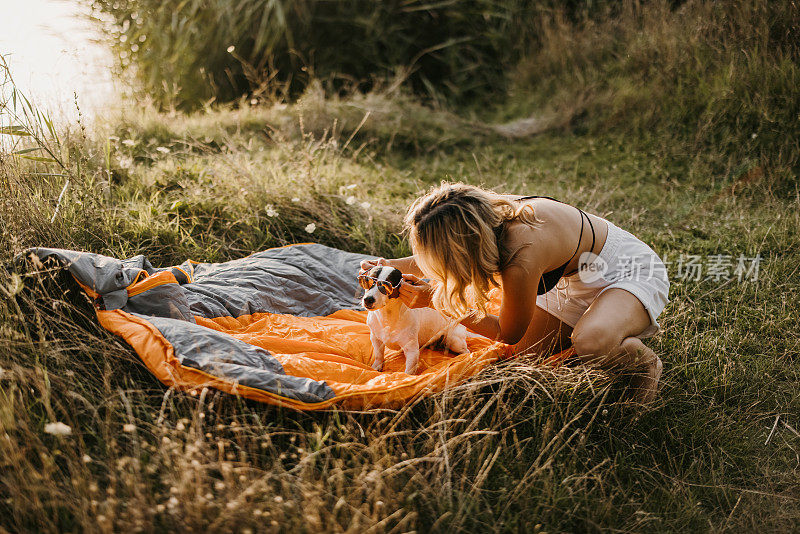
[1,80,798,532]
[506,0,800,178]
[89,0,800,186]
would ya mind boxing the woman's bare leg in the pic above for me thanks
[513,304,573,358]
[570,288,662,402]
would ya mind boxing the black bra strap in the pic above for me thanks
[583,209,596,254]
[516,195,560,202]
[571,211,584,262]
[563,211,584,277]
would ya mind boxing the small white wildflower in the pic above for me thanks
[345,195,356,205]
[123,424,136,432]
[250,98,258,106]
[155,146,170,154]
[176,421,186,431]
[345,183,357,190]
[265,204,279,218]
[227,45,235,53]
[168,496,179,508]
[291,197,300,202]
[751,133,758,139]
[360,201,371,209]
[122,139,136,147]
[44,422,72,436]
[304,223,316,234]
[214,481,225,490]
[82,454,92,463]
[118,156,133,169]
[274,495,284,503]
[108,135,120,143]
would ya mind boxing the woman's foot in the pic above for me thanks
[626,352,662,403]
[613,337,662,403]
[572,332,663,403]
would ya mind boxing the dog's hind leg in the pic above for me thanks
[442,324,468,354]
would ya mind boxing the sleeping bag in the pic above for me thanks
[19,244,534,410]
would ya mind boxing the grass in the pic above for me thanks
[89,0,800,183]
[506,0,800,177]
[87,0,538,109]
[1,80,798,531]
[2,0,800,527]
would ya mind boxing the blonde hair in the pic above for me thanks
[403,182,540,318]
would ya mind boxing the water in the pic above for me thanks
[0,0,116,122]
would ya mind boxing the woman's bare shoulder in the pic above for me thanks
[499,219,554,273]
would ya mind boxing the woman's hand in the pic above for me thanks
[399,274,434,309]
[359,257,388,274]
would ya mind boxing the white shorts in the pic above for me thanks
[535,219,670,338]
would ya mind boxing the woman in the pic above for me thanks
[360,182,670,402]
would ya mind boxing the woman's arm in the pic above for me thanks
[387,256,425,277]
[460,311,502,340]
[360,255,425,277]
[490,262,542,345]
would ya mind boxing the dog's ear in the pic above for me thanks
[386,268,403,299]
[385,268,402,287]
[367,266,383,278]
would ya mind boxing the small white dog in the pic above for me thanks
[359,265,469,374]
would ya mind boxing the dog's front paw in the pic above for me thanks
[372,359,384,372]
